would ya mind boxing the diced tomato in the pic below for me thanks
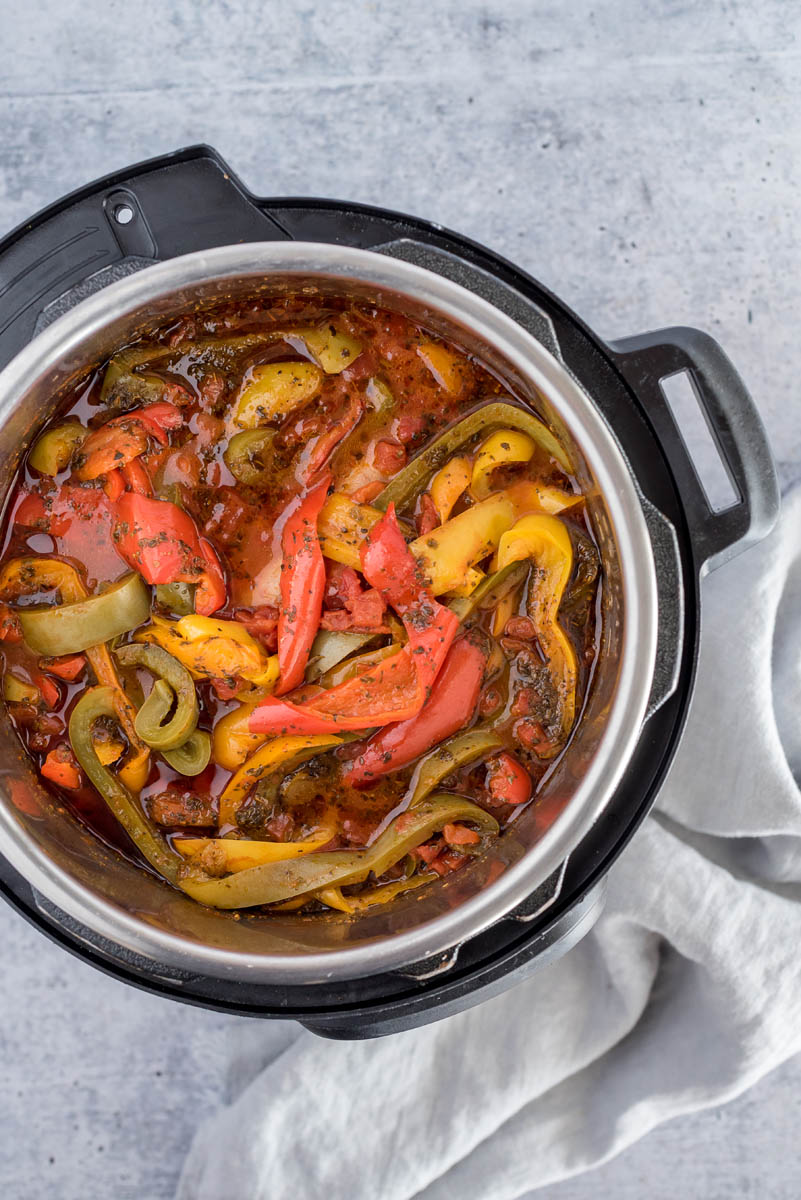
[33,673,60,711]
[40,654,85,681]
[349,481,385,504]
[486,752,532,806]
[77,422,149,480]
[128,401,183,444]
[373,439,406,475]
[505,615,537,641]
[514,719,552,755]
[321,562,387,633]
[13,493,49,529]
[415,492,440,537]
[479,686,503,717]
[0,603,22,643]
[395,415,427,443]
[233,605,279,651]
[149,789,218,826]
[41,744,81,790]
[443,822,480,846]
[414,839,442,865]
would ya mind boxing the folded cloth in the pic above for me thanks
[177,486,801,1200]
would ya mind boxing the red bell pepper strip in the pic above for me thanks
[275,473,331,696]
[345,631,488,785]
[121,458,152,496]
[113,493,226,615]
[117,402,182,445]
[249,505,458,733]
[33,672,61,710]
[78,402,183,480]
[103,469,125,502]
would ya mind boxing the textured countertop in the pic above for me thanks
[1,2,800,1197]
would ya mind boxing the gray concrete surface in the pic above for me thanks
[1,1,800,1196]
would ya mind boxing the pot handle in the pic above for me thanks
[0,144,288,371]
[609,327,779,573]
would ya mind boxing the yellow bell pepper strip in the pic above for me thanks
[68,686,187,885]
[407,729,504,807]
[114,643,198,751]
[219,733,343,827]
[248,506,459,737]
[496,514,577,746]
[15,572,150,657]
[136,615,279,687]
[212,697,272,771]
[345,873,436,912]
[288,322,363,374]
[410,481,575,596]
[446,568,485,599]
[28,420,86,476]
[345,630,488,786]
[375,400,571,513]
[181,795,498,909]
[174,831,336,873]
[470,429,536,500]
[429,455,471,522]
[317,493,383,568]
[223,429,276,486]
[231,362,324,430]
[417,341,466,394]
[162,730,212,777]
[275,473,330,696]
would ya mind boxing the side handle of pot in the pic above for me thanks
[608,327,779,574]
[0,144,288,370]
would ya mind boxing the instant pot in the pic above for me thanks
[0,146,778,1038]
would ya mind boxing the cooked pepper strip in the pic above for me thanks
[447,561,528,622]
[231,362,324,430]
[174,832,336,871]
[136,615,279,687]
[223,430,276,487]
[495,514,577,747]
[470,429,536,499]
[68,687,185,884]
[114,643,198,751]
[429,455,471,522]
[275,474,330,696]
[218,733,343,827]
[15,572,150,656]
[375,400,571,512]
[0,558,149,778]
[113,493,226,616]
[306,629,380,681]
[346,631,488,785]
[249,506,458,735]
[317,493,383,567]
[181,795,498,909]
[162,730,212,777]
[408,728,504,807]
[28,421,86,476]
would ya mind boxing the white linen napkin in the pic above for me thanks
[177,486,801,1200]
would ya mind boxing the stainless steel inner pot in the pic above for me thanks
[0,243,657,983]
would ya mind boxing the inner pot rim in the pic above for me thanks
[0,242,658,982]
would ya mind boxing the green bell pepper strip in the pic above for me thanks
[374,400,571,513]
[154,581,195,616]
[162,730,212,777]
[17,573,151,656]
[447,560,529,622]
[305,629,380,681]
[223,429,277,486]
[407,730,504,807]
[28,420,86,475]
[68,686,186,885]
[114,643,198,751]
[181,794,499,909]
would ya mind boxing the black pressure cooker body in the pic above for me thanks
[0,146,778,1038]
